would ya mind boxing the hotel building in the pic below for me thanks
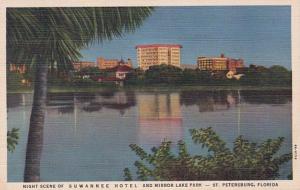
[97,57,132,70]
[136,44,182,70]
[197,54,244,72]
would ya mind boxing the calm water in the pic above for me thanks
[7,89,292,181]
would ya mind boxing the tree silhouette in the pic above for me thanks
[125,127,291,180]
[7,7,153,182]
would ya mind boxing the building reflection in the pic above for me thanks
[44,89,292,117]
[45,91,137,136]
[180,90,238,112]
[46,91,136,115]
[137,92,183,146]
[240,90,291,104]
[86,91,136,114]
[180,90,292,111]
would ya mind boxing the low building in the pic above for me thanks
[72,61,96,71]
[197,54,244,72]
[96,64,133,86]
[9,64,26,74]
[227,58,245,72]
[97,57,132,70]
[115,65,133,80]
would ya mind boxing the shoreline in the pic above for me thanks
[7,85,292,94]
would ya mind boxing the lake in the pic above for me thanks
[7,89,292,181]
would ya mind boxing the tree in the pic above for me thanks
[7,72,23,90]
[7,128,19,153]
[181,69,211,85]
[240,65,291,86]
[125,68,146,85]
[124,127,291,180]
[144,64,183,84]
[268,65,291,85]
[7,7,153,182]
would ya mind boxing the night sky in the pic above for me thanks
[80,6,291,69]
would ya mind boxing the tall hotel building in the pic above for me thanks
[136,44,182,70]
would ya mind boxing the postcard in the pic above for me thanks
[1,0,300,190]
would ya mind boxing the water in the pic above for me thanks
[7,89,292,181]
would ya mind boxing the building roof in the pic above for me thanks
[116,65,133,72]
[198,57,227,60]
[197,54,243,61]
[135,44,182,49]
[104,65,133,72]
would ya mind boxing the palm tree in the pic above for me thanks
[7,7,154,182]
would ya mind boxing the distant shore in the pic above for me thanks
[7,85,292,94]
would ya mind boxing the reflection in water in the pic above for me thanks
[85,91,136,115]
[180,90,291,112]
[7,89,292,181]
[237,90,241,135]
[57,105,74,114]
[8,90,292,112]
[240,90,292,104]
[45,91,136,114]
[180,90,235,112]
[137,93,183,146]
[7,93,32,108]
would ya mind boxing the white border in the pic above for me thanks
[1,0,299,189]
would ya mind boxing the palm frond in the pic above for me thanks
[7,7,154,71]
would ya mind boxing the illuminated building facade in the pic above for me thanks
[197,54,244,72]
[97,57,132,70]
[136,44,182,70]
[9,64,26,74]
[72,61,96,71]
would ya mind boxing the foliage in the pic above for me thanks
[7,72,23,90]
[77,67,101,77]
[144,64,183,84]
[7,7,154,71]
[7,7,154,182]
[7,128,20,152]
[23,70,35,82]
[124,168,133,181]
[240,65,291,86]
[71,78,100,87]
[181,69,212,85]
[268,65,292,85]
[125,68,145,85]
[124,127,291,180]
[124,64,291,87]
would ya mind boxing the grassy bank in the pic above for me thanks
[124,84,292,92]
[7,84,292,94]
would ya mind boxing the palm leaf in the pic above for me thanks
[7,7,154,70]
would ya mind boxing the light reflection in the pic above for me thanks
[137,93,183,146]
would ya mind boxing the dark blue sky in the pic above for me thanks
[80,6,291,69]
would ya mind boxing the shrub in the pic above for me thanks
[124,127,291,180]
[7,128,19,152]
